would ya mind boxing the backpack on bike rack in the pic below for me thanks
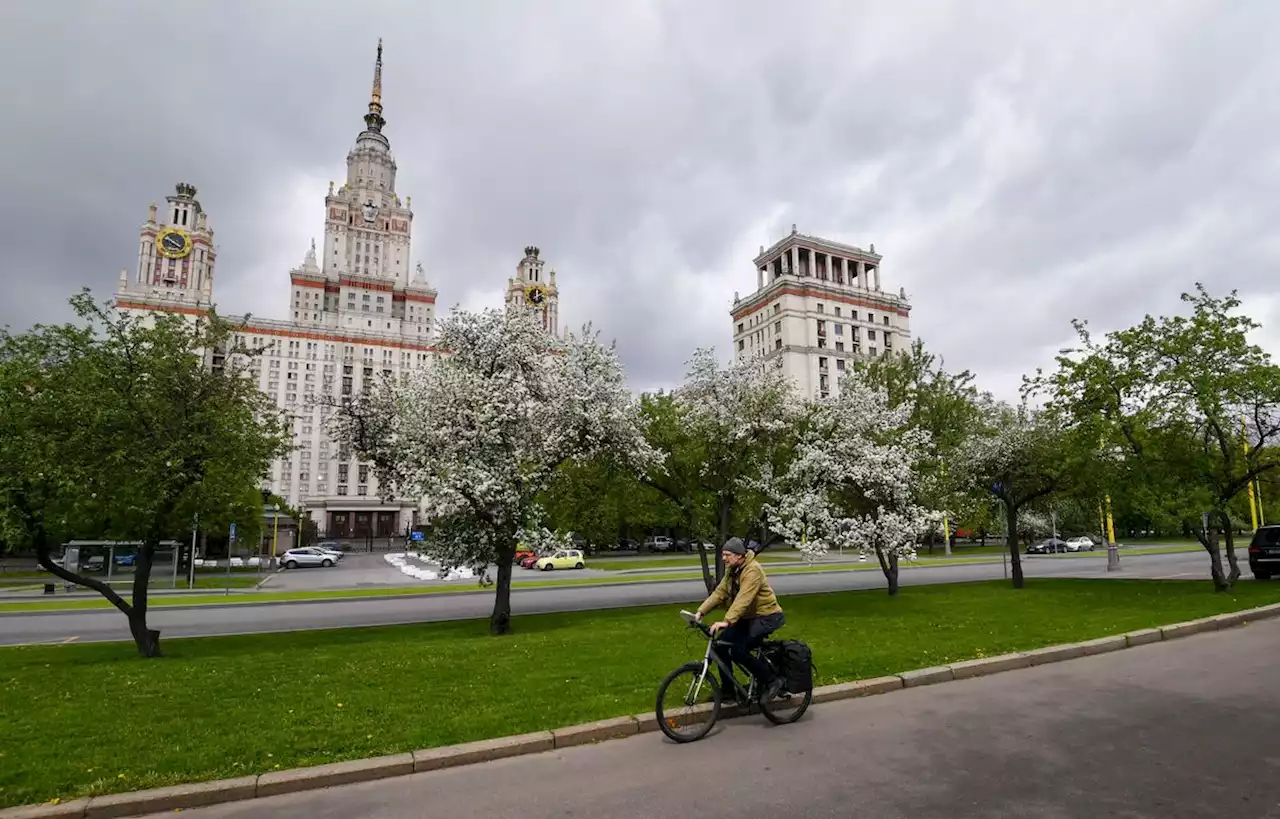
[765,639,814,694]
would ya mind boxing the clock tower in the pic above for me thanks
[116,182,215,311]
[506,245,559,335]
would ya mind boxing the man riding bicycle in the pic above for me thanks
[694,537,785,702]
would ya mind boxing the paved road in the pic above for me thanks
[139,616,1280,818]
[0,550,1218,646]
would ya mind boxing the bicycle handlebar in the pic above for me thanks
[679,609,713,636]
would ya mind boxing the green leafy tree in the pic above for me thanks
[642,351,801,590]
[539,455,682,549]
[0,292,290,656]
[956,398,1084,588]
[1028,285,1280,590]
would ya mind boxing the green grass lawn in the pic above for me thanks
[3,578,1280,809]
[0,575,261,600]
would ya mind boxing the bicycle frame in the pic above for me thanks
[682,611,759,704]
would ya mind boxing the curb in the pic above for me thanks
[7,601,1280,818]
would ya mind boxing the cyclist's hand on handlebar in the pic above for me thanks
[709,620,729,634]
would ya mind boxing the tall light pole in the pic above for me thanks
[271,504,281,565]
[188,513,198,589]
[1242,415,1260,531]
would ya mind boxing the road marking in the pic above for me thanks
[60,635,79,643]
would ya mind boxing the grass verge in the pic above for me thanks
[3,578,1280,808]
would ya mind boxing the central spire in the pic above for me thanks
[364,38,385,133]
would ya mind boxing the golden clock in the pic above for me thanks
[525,284,548,306]
[156,228,192,259]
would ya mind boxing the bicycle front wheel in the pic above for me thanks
[656,662,721,743]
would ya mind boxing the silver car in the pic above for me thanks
[281,547,341,569]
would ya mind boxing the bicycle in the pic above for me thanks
[655,610,812,743]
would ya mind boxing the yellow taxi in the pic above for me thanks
[534,549,586,571]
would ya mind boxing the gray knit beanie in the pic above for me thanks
[722,537,746,555]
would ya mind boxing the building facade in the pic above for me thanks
[730,225,911,401]
[114,41,563,539]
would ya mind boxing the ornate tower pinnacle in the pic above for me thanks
[364,38,385,133]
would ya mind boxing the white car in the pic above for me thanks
[644,536,674,553]
[1065,536,1096,552]
[280,547,342,569]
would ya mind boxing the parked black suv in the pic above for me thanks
[1247,525,1280,580]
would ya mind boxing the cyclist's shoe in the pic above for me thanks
[762,677,785,702]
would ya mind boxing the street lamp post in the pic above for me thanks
[188,513,198,589]
[271,504,280,566]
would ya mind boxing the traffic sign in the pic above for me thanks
[229,522,237,541]
[411,531,425,542]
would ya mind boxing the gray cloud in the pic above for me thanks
[2,0,1279,399]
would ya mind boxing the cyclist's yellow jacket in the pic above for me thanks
[696,552,782,625]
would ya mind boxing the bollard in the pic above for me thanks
[1106,542,1121,571]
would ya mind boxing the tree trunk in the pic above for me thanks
[1005,500,1024,589]
[128,614,162,657]
[1198,526,1230,592]
[714,495,732,585]
[32,521,150,653]
[696,537,715,593]
[1220,510,1241,588]
[128,540,162,657]
[874,546,900,596]
[490,546,515,635]
[689,501,715,593]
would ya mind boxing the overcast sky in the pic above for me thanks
[2,0,1278,398]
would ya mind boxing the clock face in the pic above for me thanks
[156,229,191,259]
[525,285,546,306]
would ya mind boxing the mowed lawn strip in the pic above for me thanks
[4,578,1280,809]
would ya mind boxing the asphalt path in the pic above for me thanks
[0,550,1220,647]
[141,614,1280,818]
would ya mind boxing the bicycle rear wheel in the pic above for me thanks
[656,662,722,743]
[760,685,812,725]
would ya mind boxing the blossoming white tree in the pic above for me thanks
[324,305,654,634]
[762,370,934,595]
[660,348,801,587]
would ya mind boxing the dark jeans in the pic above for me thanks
[718,612,785,694]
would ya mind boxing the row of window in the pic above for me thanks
[737,302,893,338]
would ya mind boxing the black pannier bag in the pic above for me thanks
[765,639,814,694]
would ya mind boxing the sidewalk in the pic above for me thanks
[138,618,1280,819]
